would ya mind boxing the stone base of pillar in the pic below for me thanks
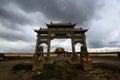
[32,58,44,76]
[82,62,93,71]
[80,57,93,71]
[118,53,120,57]
[46,53,50,58]
[32,66,43,76]
[71,53,78,62]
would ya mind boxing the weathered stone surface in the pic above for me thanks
[82,62,93,71]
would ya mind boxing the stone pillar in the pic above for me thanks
[71,32,78,61]
[71,38,75,53]
[47,39,50,57]
[82,34,87,48]
[47,31,51,57]
[34,34,40,58]
[32,34,44,75]
[32,46,44,75]
[80,34,93,71]
[118,53,120,57]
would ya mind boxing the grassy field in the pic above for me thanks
[0,59,32,80]
[0,56,120,80]
[1,52,118,58]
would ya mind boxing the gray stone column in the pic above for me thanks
[47,40,50,57]
[35,34,40,57]
[82,34,87,48]
[81,34,93,71]
[47,31,51,57]
[71,32,78,61]
[71,38,75,53]
[71,32,75,53]
[118,53,120,57]
[32,34,44,75]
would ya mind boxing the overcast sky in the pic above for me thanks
[0,0,120,53]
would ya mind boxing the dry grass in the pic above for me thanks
[0,59,32,80]
[0,56,120,80]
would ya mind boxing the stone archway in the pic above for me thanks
[32,22,92,74]
[34,22,88,57]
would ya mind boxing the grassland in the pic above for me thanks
[0,56,120,80]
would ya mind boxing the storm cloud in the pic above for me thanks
[15,0,102,25]
[0,0,120,52]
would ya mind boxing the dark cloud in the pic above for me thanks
[108,33,120,47]
[0,19,22,31]
[0,7,32,28]
[0,0,12,6]
[0,29,35,42]
[1,0,119,52]
[15,0,102,25]
[0,0,36,42]
[109,41,119,45]
[0,0,103,42]
[88,40,106,48]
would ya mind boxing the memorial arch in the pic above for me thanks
[34,22,88,56]
[32,22,92,74]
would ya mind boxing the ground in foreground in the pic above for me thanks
[0,57,120,80]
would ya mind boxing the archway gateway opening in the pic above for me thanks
[40,43,47,52]
[51,39,72,52]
